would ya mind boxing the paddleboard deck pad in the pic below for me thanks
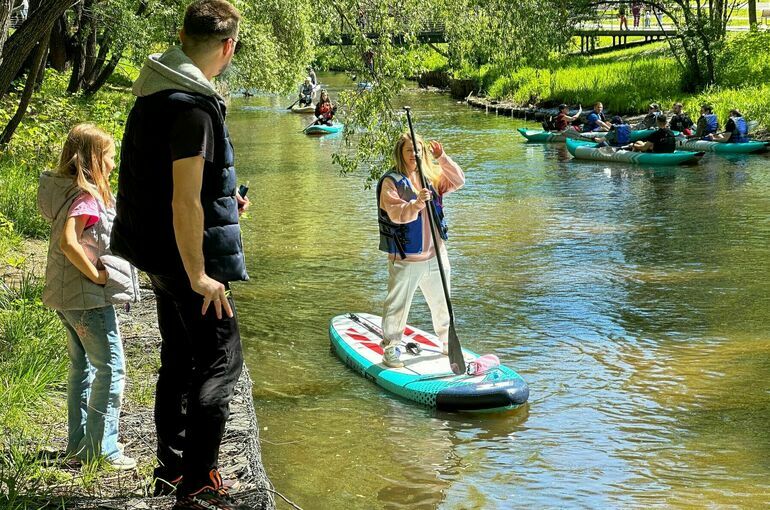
[329,313,529,412]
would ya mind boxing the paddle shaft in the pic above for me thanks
[403,107,465,375]
[286,98,300,110]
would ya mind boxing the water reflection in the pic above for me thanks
[229,73,770,509]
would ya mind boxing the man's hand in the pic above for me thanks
[236,192,250,215]
[192,274,233,319]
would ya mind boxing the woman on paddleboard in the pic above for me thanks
[376,133,465,368]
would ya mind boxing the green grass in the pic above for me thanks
[481,32,770,129]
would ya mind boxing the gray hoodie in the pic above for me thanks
[38,172,139,310]
[132,46,221,98]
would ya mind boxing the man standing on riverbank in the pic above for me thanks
[111,1,251,509]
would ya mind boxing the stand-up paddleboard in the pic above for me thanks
[329,313,529,412]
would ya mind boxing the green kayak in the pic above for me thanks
[676,138,770,154]
[566,138,703,166]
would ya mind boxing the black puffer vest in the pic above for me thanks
[111,90,248,283]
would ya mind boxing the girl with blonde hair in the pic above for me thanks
[375,133,465,368]
[38,123,137,469]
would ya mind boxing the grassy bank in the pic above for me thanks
[468,32,770,129]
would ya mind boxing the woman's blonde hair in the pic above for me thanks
[56,123,115,206]
[393,133,440,189]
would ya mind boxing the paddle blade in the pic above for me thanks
[447,323,465,375]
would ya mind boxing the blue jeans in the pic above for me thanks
[58,305,125,462]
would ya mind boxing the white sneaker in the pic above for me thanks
[382,345,404,368]
[108,454,137,471]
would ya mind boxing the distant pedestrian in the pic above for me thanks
[38,123,138,471]
[644,8,651,28]
[631,2,641,28]
[618,3,629,30]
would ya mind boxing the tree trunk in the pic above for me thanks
[49,14,70,71]
[0,0,73,99]
[0,0,14,65]
[83,49,121,96]
[67,0,87,93]
[748,0,757,29]
[0,29,51,146]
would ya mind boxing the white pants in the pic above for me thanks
[382,256,451,348]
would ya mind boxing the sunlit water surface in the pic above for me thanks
[228,73,770,509]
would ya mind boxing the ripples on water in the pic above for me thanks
[229,75,770,509]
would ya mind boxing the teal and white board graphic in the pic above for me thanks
[329,313,529,412]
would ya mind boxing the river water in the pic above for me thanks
[228,73,770,509]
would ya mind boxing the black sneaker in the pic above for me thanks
[172,487,254,510]
[173,469,253,510]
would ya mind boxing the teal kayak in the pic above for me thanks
[676,138,770,154]
[517,128,602,143]
[517,127,679,143]
[566,138,703,166]
[305,123,343,135]
[329,313,529,412]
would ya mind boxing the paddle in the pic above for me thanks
[403,106,466,375]
[300,116,320,133]
[286,98,300,110]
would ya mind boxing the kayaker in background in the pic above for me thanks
[626,115,675,152]
[602,116,631,147]
[669,102,694,136]
[307,66,317,86]
[298,77,314,107]
[706,109,749,143]
[635,103,661,130]
[691,104,719,139]
[583,102,611,132]
[376,134,465,368]
[554,103,582,132]
[313,89,336,126]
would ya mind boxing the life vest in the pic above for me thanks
[113,90,248,283]
[301,83,313,96]
[703,113,718,135]
[584,112,605,132]
[376,171,447,259]
[729,116,749,143]
[615,124,631,145]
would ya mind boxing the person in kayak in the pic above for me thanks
[298,77,314,107]
[306,66,317,86]
[553,103,582,132]
[691,104,719,139]
[601,116,631,147]
[706,109,749,143]
[626,115,675,152]
[635,103,661,130]
[313,89,336,126]
[583,102,611,132]
[376,134,465,368]
[669,102,694,136]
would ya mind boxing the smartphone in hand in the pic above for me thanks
[238,184,249,198]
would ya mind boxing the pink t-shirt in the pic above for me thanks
[68,193,100,264]
[68,193,99,228]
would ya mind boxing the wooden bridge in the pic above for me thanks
[574,27,675,53]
